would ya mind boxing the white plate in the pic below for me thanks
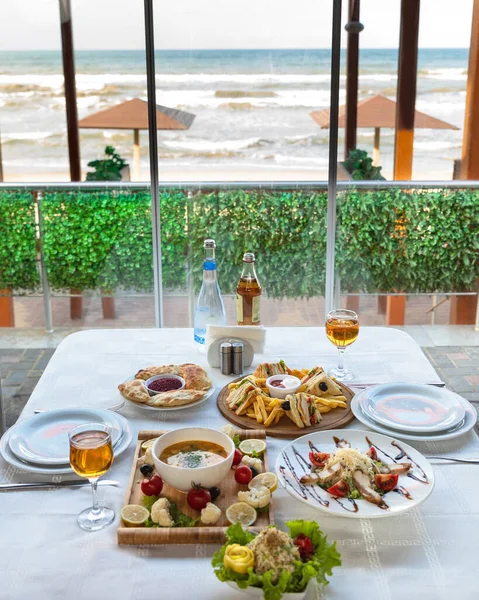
[226,579,315,599]
[121,376,215,412]
[0,412,132,475]
[361,383,466,433]
[276,429,435,519]
[352,391,477,441]
[8,408,123,466]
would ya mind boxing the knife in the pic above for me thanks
[0,479,119,491]
[349,381,446,388]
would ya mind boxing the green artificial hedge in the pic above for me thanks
[0,191,39,291]
[0,187,477,297]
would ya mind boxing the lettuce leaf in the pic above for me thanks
[212,521,341,600]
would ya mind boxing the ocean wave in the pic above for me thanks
[423,68,467,81]
[2,131,63,145]
[215,90,278,98]
[162,137,272,152]
[284,133,326,146]
[414,140,462,151]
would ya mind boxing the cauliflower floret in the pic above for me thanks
[137,447,155,467]
[237,485,271,509]
[221,424,235,439]
[200,502,222,525]
[151,498,174,527]
[240,455,263,473]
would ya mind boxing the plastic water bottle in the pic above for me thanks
[193,239,227,352]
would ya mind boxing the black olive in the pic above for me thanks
[319,382,328,392]
[250,467,259,478]
[140,464,154,477]
[209,486,221,501]
[281,401,291,410]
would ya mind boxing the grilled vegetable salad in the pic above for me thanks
[212,520,341,600]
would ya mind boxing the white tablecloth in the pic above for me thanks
[1,327,478,600]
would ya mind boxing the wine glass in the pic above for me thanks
[325,309,359,381]
[69,423,115,532]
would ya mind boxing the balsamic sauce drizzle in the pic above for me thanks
[394,486,413,500]
[391,441,429,484]
[278,465,308,500]
[333,497,359,513]
[291,446,329,506]
[333,436,350,448]
[281,450,329,506]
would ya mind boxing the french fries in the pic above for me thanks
[227,362,349,428]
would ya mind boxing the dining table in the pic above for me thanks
[0,326,478,600]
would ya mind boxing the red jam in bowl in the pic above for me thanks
[270,380,286,389]
[148,377,183,393]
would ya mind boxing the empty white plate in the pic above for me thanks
[360,383,466,433]
[0,413,132,476]
[351,391,477,442]
[8,408,123,466]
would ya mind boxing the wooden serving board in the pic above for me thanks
[217,377,355,439]
[118,429,274,545]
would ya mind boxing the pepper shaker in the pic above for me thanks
[220,342,232,375]
[232,342,244,375]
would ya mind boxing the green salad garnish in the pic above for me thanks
[212,520,341,600]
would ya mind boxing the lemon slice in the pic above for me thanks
[120,504,150,527]
[248,472,278,493]
[141,437,160,452]
[226,502,257,526]
[239,439,267,457]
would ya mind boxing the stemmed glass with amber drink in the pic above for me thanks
[69,423,115,531]
[325,309,359,381]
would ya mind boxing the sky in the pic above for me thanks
[0,0,474,51]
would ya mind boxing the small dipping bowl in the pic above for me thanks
[145,374,185,396]
[152,427,235,492]
[266,374,301,399]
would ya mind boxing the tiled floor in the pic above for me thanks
[1,346,478,429]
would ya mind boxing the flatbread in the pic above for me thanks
[135,365,183,380]
[118,379,150,404]
[146,389,206,407]
[180,363,212,391]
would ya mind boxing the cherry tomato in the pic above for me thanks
[141,474,163,496]
[234,465,253,485]
[309,451,330,468]
[366,446,378,461]
[232,448,243,466]
[327,479,350,498]
[294,534,314,561]
[374,473,398,492]
[187,485,211,511]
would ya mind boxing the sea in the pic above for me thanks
[0,48,468,180]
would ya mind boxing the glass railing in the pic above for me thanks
[0,181,477,331]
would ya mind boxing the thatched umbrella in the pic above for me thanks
[310,94,459,166]
[79,98,195,179]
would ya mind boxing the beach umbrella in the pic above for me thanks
[78,98,195,179]
[310,94,459,167]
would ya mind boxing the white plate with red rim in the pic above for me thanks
[360,383,466,433]
[276,429,435,519]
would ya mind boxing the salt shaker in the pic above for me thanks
[232,342,244,375]
[220,342,232,375]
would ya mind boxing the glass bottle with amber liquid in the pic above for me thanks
[236,252,261,326]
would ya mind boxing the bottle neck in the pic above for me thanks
[241,261,257,280]
[203,247,217,282]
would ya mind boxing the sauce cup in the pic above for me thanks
[145,374,185,396]
[266,374,301,399]
[152,427,235,492]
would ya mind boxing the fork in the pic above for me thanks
[425,456,479,464]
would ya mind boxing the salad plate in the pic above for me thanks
[276,429,435,519]
[351,392,477,442]
[0,412,132,475]
[360,383,465,433]
[8,408,123,465]
[226,578,316,599]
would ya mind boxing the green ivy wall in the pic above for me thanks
[0,188,477,298]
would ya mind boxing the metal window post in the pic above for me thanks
[324,0,343,317]
[144,0,164,327]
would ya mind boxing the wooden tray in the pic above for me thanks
[118,429,274,545]
[217,377,355,439]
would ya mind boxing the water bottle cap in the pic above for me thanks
[243,252,255,263]
[204,239,216,249]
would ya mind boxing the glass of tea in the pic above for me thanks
[69,422,115,531]
[325,309,359,381]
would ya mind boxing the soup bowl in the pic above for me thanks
[152,427,235,492]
